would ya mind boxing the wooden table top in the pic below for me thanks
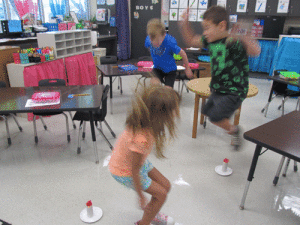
[244,111,300,161]
[186,77,258,98]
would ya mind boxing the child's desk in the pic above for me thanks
[187,78,258,138]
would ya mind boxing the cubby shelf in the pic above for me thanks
[37,30,93,59]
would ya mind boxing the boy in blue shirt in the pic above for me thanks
[145,18,193,88]
[179,6,261,149]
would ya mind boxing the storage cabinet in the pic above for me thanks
[37,30,92,58]
[0,46,21,87]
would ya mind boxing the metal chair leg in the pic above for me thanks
[273,156,285,186]
[103,120,116,138]
[11,114,22,131]
[33,115,38,143]
[282,158,291,177]
[69,111,76,129]
[96,125,113,150]
[261,95,276,117]
[281,97,285,116]
[39,116,47,130]
[77,121,83,154]
[1,115,11,145]
[296,97,300,111]
[294,160,298,172]
[119,77,123,94]
[62,112,70,143]
[82,121,86,140]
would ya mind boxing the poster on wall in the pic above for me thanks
[179,0,188,8]
[189,9,197,21]
[96,9,106,21]
[189,0,198,9]
[170,9,178,21]
[97,0,106,5]
[107,0,115,5]
[236,0,248,12]
[217,0,227,8]
[178,9,186,21]
[170,0,179,8]
[277,0,290,13]
[198,0,208,9]
[197,9,205,21]
[255,0,267,12]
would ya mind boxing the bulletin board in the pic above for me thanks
[168,0,212,48]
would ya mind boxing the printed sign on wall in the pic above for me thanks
[236,0,248,12]
[255,0,267,13]
[170,8,178,21]
[198,0,208,9]
[277,0,290,13]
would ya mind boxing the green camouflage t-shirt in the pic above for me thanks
[202,36,249,100]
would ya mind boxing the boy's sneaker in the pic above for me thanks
[151,213,175,225]
[134,221,154,225]
[231,125,241,151]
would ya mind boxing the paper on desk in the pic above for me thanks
[186,47,200,50]
[177,66,186,70]
[25,99,60,107]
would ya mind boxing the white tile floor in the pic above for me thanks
[0,76,300,225]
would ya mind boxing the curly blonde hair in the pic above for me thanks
[126,85,180,158]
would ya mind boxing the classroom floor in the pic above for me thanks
[0,75,300,225]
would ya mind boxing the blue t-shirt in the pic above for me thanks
[145,34,181,73]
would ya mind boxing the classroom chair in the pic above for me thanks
[0,81,23,145]
[100,56,122,93]
[72,85,116,154]
[32,79,72,144]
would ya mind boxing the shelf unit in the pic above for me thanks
[37,30,92,59]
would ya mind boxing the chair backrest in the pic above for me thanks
[100,56,118,65]
[188,58,197,63]
[38,79,66,87]
[138,56,152,61]
[97,85,110,121]
[0,81,6,88]
[273,70,288,94]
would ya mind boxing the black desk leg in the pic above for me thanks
[109,77,113,99]
[240,144,262,210]
[262,81,275,117]
[89,111,99,164]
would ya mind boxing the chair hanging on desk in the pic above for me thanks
[32,79,74,144]
[72,85,116,154]
[0,81,23,145]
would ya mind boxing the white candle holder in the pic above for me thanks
[80,200,103,223]
[215,158,233,176]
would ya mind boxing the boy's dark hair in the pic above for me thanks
[203,6,229,30]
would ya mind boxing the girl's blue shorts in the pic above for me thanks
[111,160,154,191]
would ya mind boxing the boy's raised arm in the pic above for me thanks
[179,8,203,48]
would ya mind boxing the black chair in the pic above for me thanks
[0,81,23,145]
[135,56,153,91]
[72,85,116,154]
[100,56,122,93]
[33,79,74,144]
[261,70,300,117]
[175,58,197,94]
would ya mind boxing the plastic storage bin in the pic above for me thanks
[93,48,106,65]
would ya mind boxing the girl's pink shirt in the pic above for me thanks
[109,127,154,176]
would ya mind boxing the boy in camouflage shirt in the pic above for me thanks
[179,6,261,149]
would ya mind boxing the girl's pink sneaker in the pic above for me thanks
[151,213,175,225]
